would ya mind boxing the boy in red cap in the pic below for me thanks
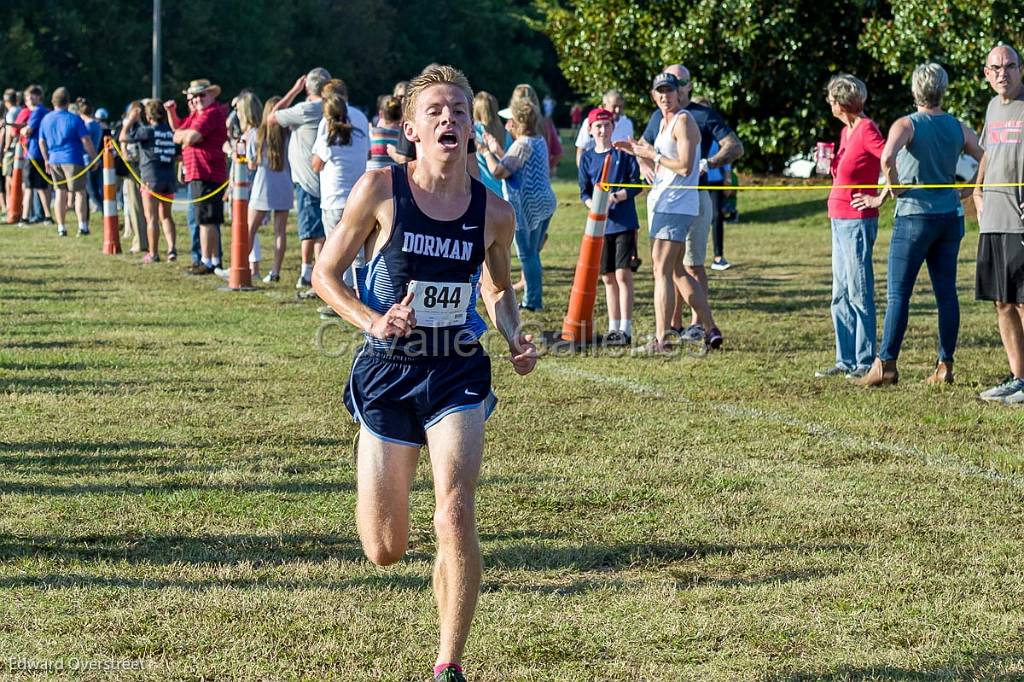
[578,107,642,344]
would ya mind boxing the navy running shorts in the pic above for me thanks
[344,342,496,447]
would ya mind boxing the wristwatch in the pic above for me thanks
[654,152,662,168]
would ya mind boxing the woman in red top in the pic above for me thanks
[815,74,886,380]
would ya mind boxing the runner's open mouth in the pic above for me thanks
[438,131,459,148]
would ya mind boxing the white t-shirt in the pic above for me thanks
[575,114,634,150]
[312,112,370,210]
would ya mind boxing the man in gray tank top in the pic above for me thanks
[974,45,1024,404]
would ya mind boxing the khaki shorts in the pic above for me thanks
[683,189,712,266]
[50,163,88,192]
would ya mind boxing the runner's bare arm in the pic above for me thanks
[479,196,537,375]
[972,153,987,217]
[710,131,743,168]
[312,170,416,339]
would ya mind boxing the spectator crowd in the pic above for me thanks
[1,44,1022,403]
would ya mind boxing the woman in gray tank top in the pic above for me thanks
[851,63,983,387]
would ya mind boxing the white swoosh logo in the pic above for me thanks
[461,224,479,231]
[464,389,479,396]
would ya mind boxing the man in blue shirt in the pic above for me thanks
[641,64,744,344]
[19,85,54,225]
[40,87,96,237]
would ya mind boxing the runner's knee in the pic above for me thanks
[433,492,474,543]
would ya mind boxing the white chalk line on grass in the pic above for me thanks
[545,363,1024,493]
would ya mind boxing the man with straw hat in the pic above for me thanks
[164,78,228,275]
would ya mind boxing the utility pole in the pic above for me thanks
[152,0,162,100]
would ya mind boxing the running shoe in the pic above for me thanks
[814,365,848,378]
[845,366,870,379]
[979,376,1024,402]
[77,227,90,236]
[56,227,67,237]
[43,217,54,226]
[711,257,732,271]
[631,339,672,356]
[263,272,280,283]
[1004,388,1024,406]
[296,275,312,289]
[167,249,177,262]
[142,253,159,264]
[434,666,467,682]
[680,323,705,343]
[214,267,230,280]
[188,263,215,276]
[603,330,630,347]
[705,325,723,349]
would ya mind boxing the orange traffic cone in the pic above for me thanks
[102,140,122,254]
[560,153,613,344]
[227,153,254,290]
[6,143,24,223]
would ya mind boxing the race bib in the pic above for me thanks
[407,280,472,327]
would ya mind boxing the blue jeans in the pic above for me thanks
[295,185,324,240]
[515,216,551,310]
[830,218,877,370]
[879,211,963,362]
[188,183,222,264]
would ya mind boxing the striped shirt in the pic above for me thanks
[367,124,400,170]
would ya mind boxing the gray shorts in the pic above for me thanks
[683,189,712,266]
[321,208,343,239]
[650,211,696,243]
[50,163,88,192]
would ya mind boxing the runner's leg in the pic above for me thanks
[355,427,420,565]
[425,405,485,668]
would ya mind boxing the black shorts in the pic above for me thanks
[976,233,1024,304]
[190,179,225,225]
[24,163,50,190]
[603,229,637,274]
[344,343,496,447]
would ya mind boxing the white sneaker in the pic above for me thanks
[1003,389,1024,405]
[980,377,1024,402]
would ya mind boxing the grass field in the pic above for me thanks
[3,150,1024,680]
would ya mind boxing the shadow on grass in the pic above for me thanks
[485,540,861,572]
[0,377,149,394]
[741,198,827,225]
[762,651,1024,680]
[0,478,357,495]
[0,532,367,566]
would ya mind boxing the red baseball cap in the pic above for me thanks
[587,107,613,125]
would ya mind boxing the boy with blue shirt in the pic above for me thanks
[578,107,641,343]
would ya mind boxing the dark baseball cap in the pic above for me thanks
[652,73,680,91]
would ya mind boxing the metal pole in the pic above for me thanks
[152,0,162,100]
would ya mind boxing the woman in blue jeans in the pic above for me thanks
[480,99,556,311]
[852,63,983,386]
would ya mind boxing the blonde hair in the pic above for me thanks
[403,65,473,123]
[510,99,541,137]
[473,91,504,143]
[827,74,867,114]
[510,84,541,112]
[236,92,262,133]
[912,63,948,108]
[322,81,353,146]
[255,96,285,172]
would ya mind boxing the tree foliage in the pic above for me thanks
[538,0,1023,169]
[0,0,567,118]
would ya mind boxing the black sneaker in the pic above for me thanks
[77,227,90,237]
[814,365,848,378]
[57,227,68,237]
[43,217,55,226]
[705,326,723,349]
[434,666,467,682]
[603,330,631,347]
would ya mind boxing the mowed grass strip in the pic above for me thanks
[2,156,1023,680]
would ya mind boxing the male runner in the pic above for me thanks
[312,65,537,682]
